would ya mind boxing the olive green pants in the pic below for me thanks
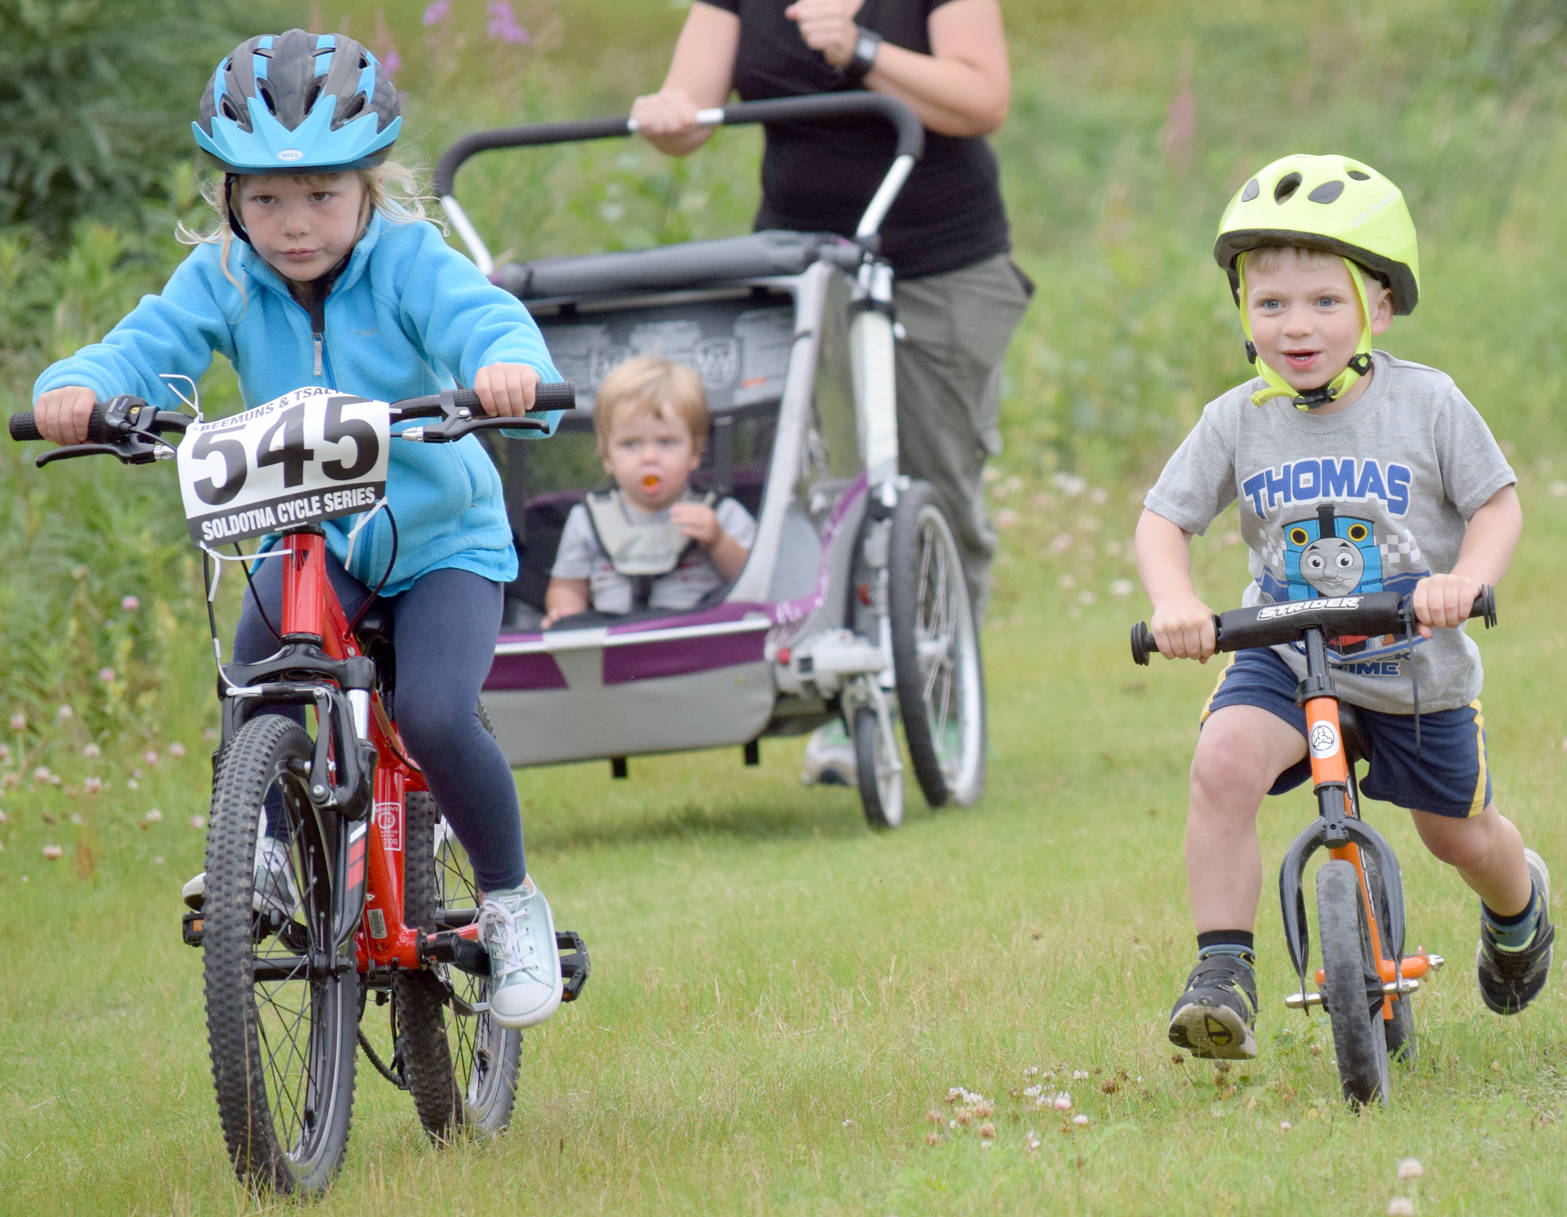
[894,252,1032,622]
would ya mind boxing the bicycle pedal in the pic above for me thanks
[556,929,590,1002]
[182,909,205,948]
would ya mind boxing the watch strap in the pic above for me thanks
[839,26,882,83]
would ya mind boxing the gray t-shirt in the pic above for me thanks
[1144,351,1515,713]
[551,495,757,614]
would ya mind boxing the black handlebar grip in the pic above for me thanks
[1130,622,1158,666]
[450,382,573,413]
[533,381,577,411]
[1471,584,1497,627]
[8,402,111,442]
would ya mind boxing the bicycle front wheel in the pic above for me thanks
[395,790,521,1139]
[1317,859,1391,1107]
[203,714,359,1194]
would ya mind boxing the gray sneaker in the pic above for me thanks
[1476,848,1554,1015]
[478,878,563,1029]
[1168,954,1259,1059]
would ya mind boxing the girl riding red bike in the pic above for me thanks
[31,29,570,1030]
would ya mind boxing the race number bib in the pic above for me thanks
[175,387,390,545]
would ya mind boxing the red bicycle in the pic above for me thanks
[11,385,588,1193]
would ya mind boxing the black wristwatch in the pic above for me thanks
[839,26,882,82]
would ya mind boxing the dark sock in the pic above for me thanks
[1196,930,1257,969]
[1483,884,1541,952]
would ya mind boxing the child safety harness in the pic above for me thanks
[583,488,716,611]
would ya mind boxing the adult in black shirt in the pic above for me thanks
[632,0,1030,630]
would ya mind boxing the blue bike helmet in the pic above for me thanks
[193,30,401,174]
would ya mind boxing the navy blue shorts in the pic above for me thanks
[1201,647,1491,818]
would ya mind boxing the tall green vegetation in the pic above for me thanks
[3,0,1567,765]
[0,0,282,238]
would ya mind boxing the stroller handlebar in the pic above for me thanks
[433,93,923,198]
[434,95,923,271]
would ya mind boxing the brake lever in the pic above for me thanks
[399,413,552,443]
[35,437,167,467]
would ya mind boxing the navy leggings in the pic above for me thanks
[234,553,527,892]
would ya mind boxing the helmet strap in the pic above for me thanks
[1236,254,1375,410]
[223,174,254,248]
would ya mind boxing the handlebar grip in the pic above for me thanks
[1129,622,1158,666]
[533,381,576,412]
[1471,584,1497,627]
[8,402,113,442]
[448,382,574,413]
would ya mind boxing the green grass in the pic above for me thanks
[4,473,1566,1216]
[6,0,1567,1212]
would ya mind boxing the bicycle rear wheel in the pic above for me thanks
[887,480,986,808]
[203,714,359,1194]
[395,790,521,1139]
[1317,859,1391,1107]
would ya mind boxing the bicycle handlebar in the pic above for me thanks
[1128,586,1497,666]
[7,383,577,464]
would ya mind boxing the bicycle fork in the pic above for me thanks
[1278,636,1443,1021]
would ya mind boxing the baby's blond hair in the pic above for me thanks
[593,355,708,460]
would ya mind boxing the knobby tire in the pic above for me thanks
[395,790,521,1139]
[202,714,358,1194]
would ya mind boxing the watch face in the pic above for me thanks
[844,27,881,80]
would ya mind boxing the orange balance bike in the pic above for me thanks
[1131,588,1495,1105]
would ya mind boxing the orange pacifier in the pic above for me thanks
[642,474,661,493]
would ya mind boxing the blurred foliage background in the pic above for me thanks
[2,0,1566,765]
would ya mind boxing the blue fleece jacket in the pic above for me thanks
[34,212,560,595]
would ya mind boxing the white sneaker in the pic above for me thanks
[478,878,563,1029]
[182,836,298,923]
[800,721,854,786]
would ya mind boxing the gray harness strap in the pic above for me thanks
[583,488,714,611]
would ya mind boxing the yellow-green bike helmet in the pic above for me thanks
[1213,154,1420,408]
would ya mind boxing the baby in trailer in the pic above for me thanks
[542,354,756,626]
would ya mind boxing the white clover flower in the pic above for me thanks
[42,844,63,860]
[121,595,141,612]
[9,713,26,732]
[1397,1159,1424,1180]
